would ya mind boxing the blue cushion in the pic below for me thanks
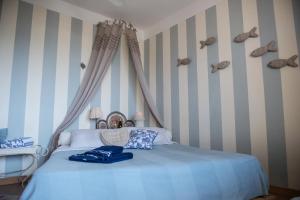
[0,128,8,143]
[124,129,158,150]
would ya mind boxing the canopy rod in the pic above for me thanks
[97,19,136,32]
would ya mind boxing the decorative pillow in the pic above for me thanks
[122,127,173,145]
[58,131,71,146]
[100,128,130,146]
[144,127,173,145]
[70,129,104,148]
[124,129,158,150]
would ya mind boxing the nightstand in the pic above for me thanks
[0,146,37,186]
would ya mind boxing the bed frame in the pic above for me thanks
[96,111,135,129]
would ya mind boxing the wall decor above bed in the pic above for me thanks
[177,58,191,66]
[200,36,216,49]
[267,55,298,69]
[80,62,86,69]
[96,111,135,129]
[234,27,258,43]
[250,41,277,57]
[211,60,230,73]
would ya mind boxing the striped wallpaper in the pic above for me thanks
[0,0,300,191]
[0,0,144,176]
[143,0,300,190]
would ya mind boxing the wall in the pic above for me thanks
[0,0,144,176]
[143,0,300,190]
[1,0,300,191]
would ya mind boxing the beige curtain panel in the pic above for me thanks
[125,26,164,127]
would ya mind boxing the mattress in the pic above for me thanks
[21,144,268,200]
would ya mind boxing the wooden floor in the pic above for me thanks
[0,183,294,200]
[255,195,289,200]
[0,184,22,200]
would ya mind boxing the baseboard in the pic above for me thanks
[1,179,299,196]
[270,185,300,198]
[0,176,26,186]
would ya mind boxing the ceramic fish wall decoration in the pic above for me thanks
[177,58,191,66]
[80,62,86,69]
[267,55,298,69]
[211,61,230,73]
[251,41,277,57]
[234,27,258,43]
[200,37,216,49]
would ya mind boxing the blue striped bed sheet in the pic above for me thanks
[21,144,268,200]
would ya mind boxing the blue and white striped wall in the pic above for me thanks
[143,0,300,190]
[0,0,143,177]
[1,0,300,191]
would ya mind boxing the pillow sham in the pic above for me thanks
[58,131,71,146]
[124,129,158,150]
[122,127,173,145]
[100,128,130,146]
[144,127,173,145]
[70,129,104,148]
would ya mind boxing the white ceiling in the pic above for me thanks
[61,0,198,29]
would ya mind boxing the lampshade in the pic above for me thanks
[89,107,102,119]
[134,112,145,121]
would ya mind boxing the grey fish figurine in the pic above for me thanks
[267,55,298,69]
[250,41,277,57]
[211,61,230,73]
[80,62,86,69]
[177,58,191,66]
[200,37,216,49]
[234,27,258,43]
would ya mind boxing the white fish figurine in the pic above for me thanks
[234,27,258,43]
[200,37,216,49]
[250,41,277,57]
[211,61,230,73]
[177,58,191,66]
[267,55,298,69]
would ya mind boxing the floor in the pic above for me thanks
[0,183,292,200]
[255,196,289,200]
[0,184,22,200]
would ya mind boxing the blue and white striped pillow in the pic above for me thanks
[124,129,158,150]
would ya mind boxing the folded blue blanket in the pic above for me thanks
[69,146,133,164]
[93,145,123,154]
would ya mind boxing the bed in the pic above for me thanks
[21,144,268,200]
[21,111,268,200]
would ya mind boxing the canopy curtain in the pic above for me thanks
[48,20,164,154]
[48,21,123,153]
[125,26,163,127]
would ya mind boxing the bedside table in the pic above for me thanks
[0,146,37,186]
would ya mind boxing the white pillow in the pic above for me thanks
[121,127,173,145]
[58,131,71,146]
[145,127,173,145]
[100,128,130,146]
[70,129,104,148]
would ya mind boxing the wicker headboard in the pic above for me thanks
[96,111,135,129]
